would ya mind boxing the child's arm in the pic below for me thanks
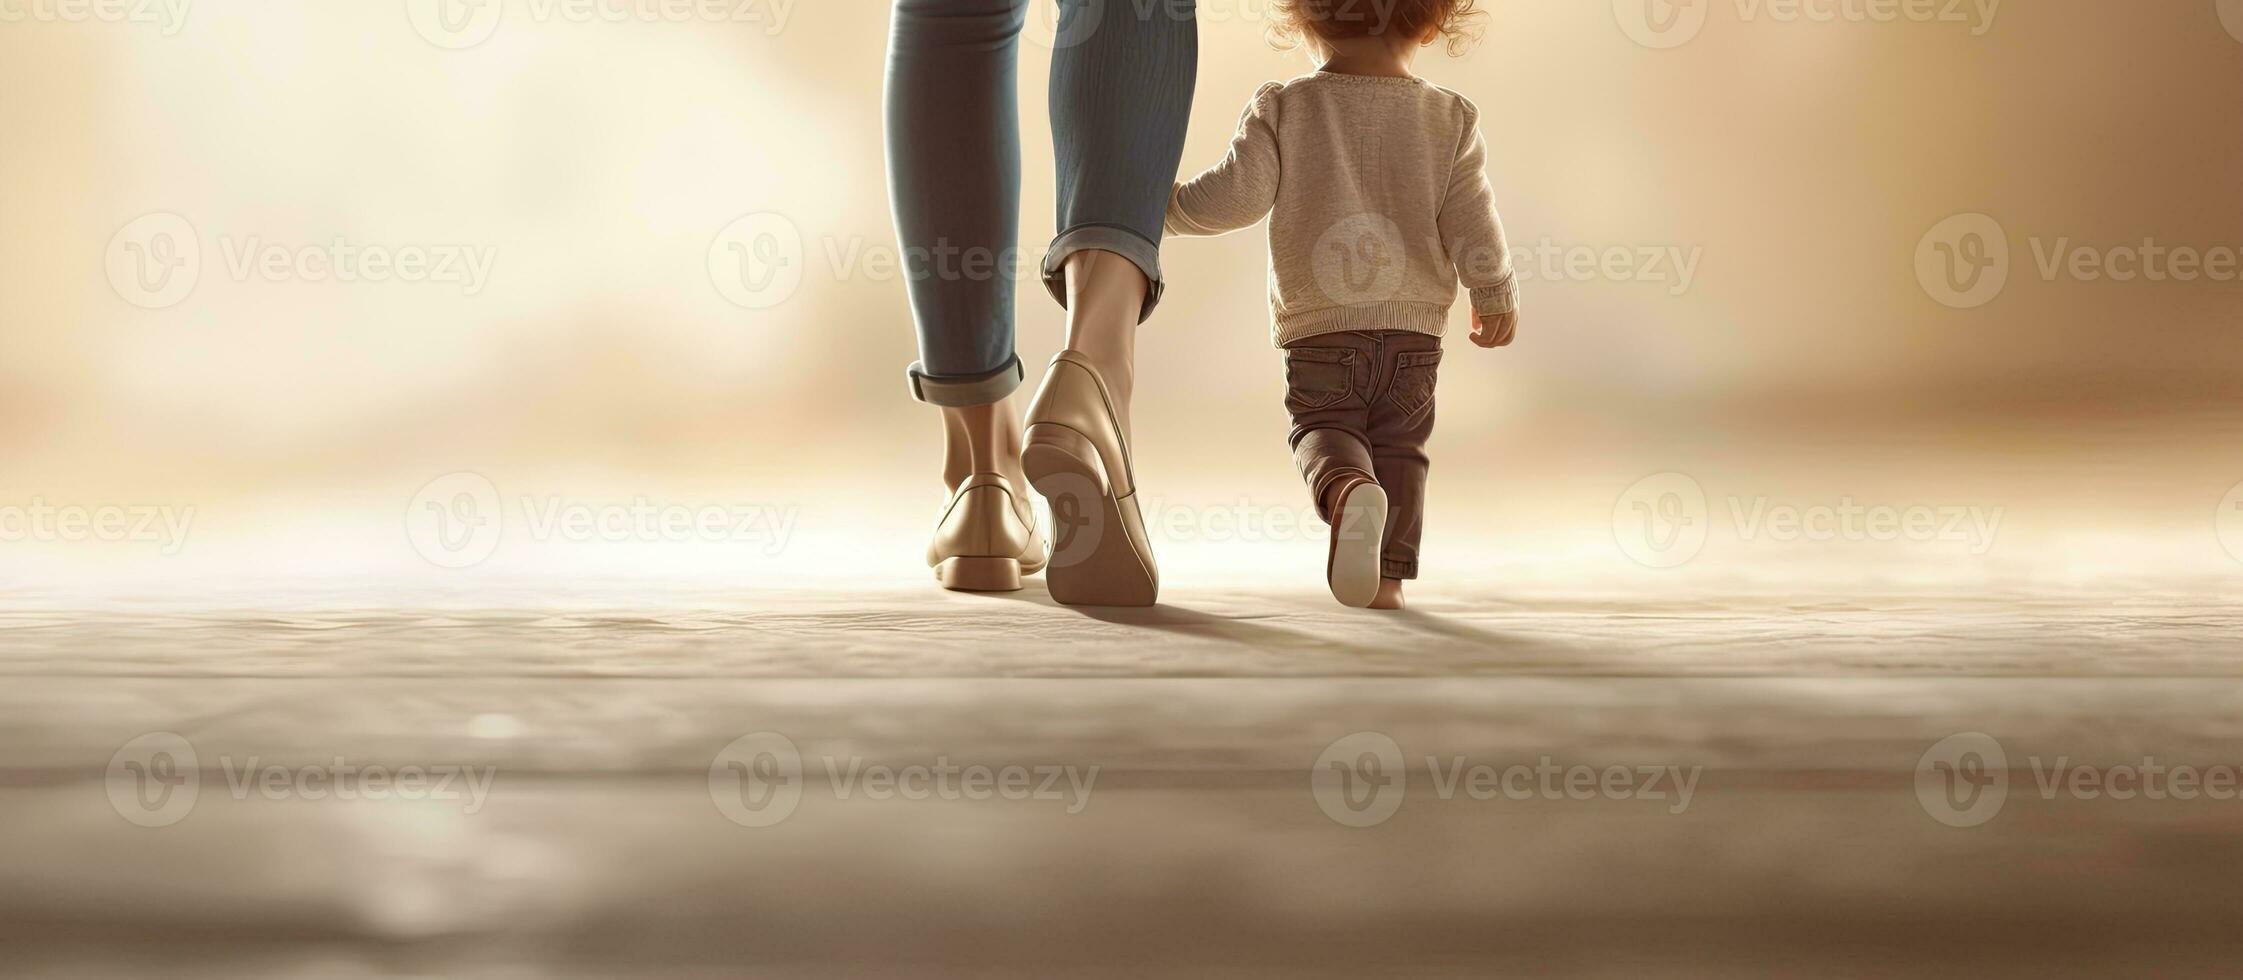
[1165,84,1282,238]
[1437,105,1520,348]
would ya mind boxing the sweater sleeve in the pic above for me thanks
[1437,106,1518,316]
[1165,84,1282,238]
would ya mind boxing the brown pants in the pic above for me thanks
[1281,330,1442,580]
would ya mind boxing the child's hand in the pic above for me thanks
[1470,310,1518,348]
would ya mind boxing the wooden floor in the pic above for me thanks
[4,577,2242,977]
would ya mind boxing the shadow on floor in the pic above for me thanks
[984,582,1336,649]
[1385,607,1533,650]
[982,582,1535,653]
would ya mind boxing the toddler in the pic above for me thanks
[1166,0,1519,609]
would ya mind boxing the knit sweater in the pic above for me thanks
[1166,71,1518,347]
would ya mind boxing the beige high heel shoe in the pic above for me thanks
[927,474,1047,592]
[1021,351,1158,606]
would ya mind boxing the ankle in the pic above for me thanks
[1318,472,1376,520]
[1060,250,1145,408]
[940,393,1027,492]
[1079,351,1134,406]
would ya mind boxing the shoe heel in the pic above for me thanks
[934,556,1023,593]
[1328,481,1389,609]
[1022,424,1110,498]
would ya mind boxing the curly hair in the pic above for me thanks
[1267,0,1484,56]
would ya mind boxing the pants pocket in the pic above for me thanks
[1387,349,1442,418]
[1283,347,1358,414]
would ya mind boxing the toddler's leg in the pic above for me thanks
[1282,342,1377,523]
[1295,427,1376,520]
[1368,336,1445,585]
[1284,338,1384,606]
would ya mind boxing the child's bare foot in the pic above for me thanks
[1369,578,1405,610]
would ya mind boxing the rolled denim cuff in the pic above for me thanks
[1381,557,1418,581]
[1041,224,1166,324]
[907,354,1024,407]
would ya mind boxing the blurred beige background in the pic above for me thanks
[3,0,2241,586]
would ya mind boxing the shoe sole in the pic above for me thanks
[1022,423,1158,607]
[1328,482,1388,609]
[934,556,1024,593]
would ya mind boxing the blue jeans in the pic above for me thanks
[887,0,1198,406]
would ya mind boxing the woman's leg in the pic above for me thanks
[887,0,1031,488]
[1058,250,1143,436]
[1016,0,1196,606]
[1042,0,1198,424]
